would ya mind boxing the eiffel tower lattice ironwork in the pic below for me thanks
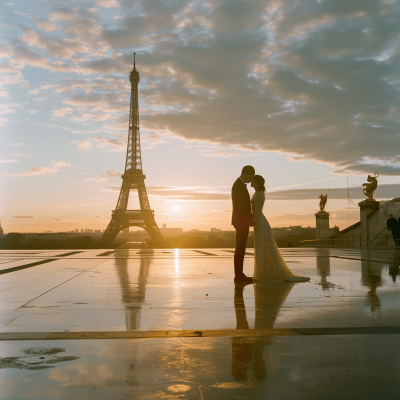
[101,54,165,247]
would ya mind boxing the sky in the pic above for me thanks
[1,0,400,234]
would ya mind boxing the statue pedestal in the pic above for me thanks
[358,199,379,247]
[315,211,330,241]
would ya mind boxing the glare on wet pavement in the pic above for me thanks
[1,247,400,399]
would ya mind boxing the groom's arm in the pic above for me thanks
[232,182,247,212]
[232,181,252,227]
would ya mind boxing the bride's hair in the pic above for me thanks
[253,175,266,192]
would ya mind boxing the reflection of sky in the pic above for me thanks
[174,248,180,275]
[167,248,184,327]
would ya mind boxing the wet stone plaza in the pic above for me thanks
[1,247,400,399]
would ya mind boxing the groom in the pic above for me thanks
[232,165,255,283]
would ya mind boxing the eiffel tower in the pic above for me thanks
[101,54,165,248]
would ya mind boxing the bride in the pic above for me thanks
[250,175,310,282]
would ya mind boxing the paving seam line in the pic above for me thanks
[0,259,57,275]
[1,326,399,341]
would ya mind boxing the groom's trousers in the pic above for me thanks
[234,226,249,277]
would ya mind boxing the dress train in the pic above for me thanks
[251,191,310,283]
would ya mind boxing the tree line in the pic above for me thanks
[0,232,312,249]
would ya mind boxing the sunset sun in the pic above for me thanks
[173,205,181,212]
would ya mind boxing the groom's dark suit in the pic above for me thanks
[232,178,254,277]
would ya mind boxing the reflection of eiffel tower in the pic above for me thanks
[114,249,152,330]
[113,249,152,386]
[101,54,164,247]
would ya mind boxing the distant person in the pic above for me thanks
[387,214,400,247]
[250,175,309,282]
[231,166,255,283]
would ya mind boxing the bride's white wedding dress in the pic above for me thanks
[251,191,310,282]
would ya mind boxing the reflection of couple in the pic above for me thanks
[232,165,310,283]
[232,281,298,381]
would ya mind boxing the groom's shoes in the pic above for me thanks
[234,274,254,284]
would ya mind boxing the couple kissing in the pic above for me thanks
[232,165,310,284]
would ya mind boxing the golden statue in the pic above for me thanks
[319,190,329,212]
[362,172,379,200]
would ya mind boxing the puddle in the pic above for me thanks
[0,347,79,370]
[315,281,345,289]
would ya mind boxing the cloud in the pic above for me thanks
[12,215,36,219]
[77,140,92,149]
[106,185,232,200]
[92,136,125,149]
[101,14,180,48]
[10,160,71,176]
[141,132,166,146]
[86,174,114,182]
[62,93,126,112]
[0,104,17,115]
[0,45,14,58]
[36,20,58,32]
[0,159,18,163]
[4,0,400,176]
[74,135,125,151]
[39,123,97,136]
[202,149,243,158]
[12,11,29,16]
[95,0,120,8]
[103,183,400,202]
[333,161,400,176]
[19,28,90,60]
[49,10,77,22]
[0,64,24,85]
[209,0,267,34]
[13,47,75,73]
[53,107,74,118]
[266,184,400,201]
[126,1,400,175]
[54,91,127,123]
[107,170,121,177]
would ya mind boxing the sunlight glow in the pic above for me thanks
[174,248,180,274]
[173,205,181,212]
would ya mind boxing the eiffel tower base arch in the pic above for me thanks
[100,211,165,248]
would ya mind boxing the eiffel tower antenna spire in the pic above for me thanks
[100,55,165,248]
